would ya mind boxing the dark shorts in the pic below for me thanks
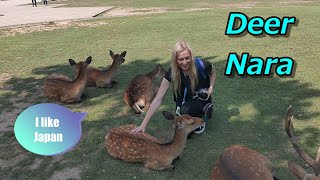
[177,98,213,120]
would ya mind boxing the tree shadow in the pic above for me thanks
[0,57,170,179]
[74,57,320,179]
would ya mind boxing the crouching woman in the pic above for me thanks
[131,41,216,134]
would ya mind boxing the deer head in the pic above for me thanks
[285,105,320,180]
[109,50,126,65]
[69,56,92,77]
[162,111,204,135]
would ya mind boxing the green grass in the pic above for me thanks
[1,2,320,180]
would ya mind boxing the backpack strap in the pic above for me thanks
[195,57,206,78]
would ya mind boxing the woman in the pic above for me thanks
[131,41,216,134]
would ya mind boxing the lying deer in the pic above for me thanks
[43,56,91,103]
[285,106,320,180]
[123,64,166,113]
[83,50,126,87]
[105,111,204,170]
[210,145,276,180]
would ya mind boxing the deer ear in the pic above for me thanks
[162,111,175,120]
[86,56,92,64]
[109,50,114,57]
[69,59,76,66]
[120,51,126,57]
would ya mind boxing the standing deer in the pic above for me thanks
[43,56,91,103]
[210,145,277,180]
[84,50,126,87]
[123,64,166,113]
[285,106,320,180]
[105,111,204,170]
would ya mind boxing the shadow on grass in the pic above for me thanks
[68,57,320,179]
[1,57,320,179]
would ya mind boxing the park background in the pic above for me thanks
[1,0,320,179]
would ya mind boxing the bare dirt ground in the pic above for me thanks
[0,7,210,37]
[0,21,109,37]
[1,0,315,37]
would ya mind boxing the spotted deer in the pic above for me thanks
[285,106,320,180]
[43,56,91,103]
[105,111,204,170]
[123,64,166,113]
[210,145,276,180]
[84,50,126,87]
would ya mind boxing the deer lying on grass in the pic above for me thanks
[105,111,204,170]
[285,106,320,180]
[83,50,126,87]
[43,56,91,103]
[210,145,276,180]
[123,64,166,113]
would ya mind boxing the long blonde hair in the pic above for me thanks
[171,41,198,97]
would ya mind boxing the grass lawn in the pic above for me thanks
[1,1,320,179]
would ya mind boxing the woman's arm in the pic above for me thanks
[131,78,171,134]
[207,65,217,98]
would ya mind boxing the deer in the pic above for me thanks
[123,64,166,113]
[43,56,91,103]
[105,111,204,170]
[210,145,277,180]
[285,105,320,180]
[83,50,126,87]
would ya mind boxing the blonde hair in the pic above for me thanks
[171,41,198,97]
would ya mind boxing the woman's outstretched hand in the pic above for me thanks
[131,125,146,134]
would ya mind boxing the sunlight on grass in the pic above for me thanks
[228,103,258,122]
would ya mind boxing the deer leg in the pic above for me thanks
[65,94,82,103]
[165,165,175,171]
[144,160,174,171]
[133,103,144,114]
[96,81,108,88]
[95,79,113,88]
[62,98,81,104]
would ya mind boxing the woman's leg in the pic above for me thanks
[180,99,213,134]
[180,100,203,118]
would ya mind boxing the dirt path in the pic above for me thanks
[0,0,113,28]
